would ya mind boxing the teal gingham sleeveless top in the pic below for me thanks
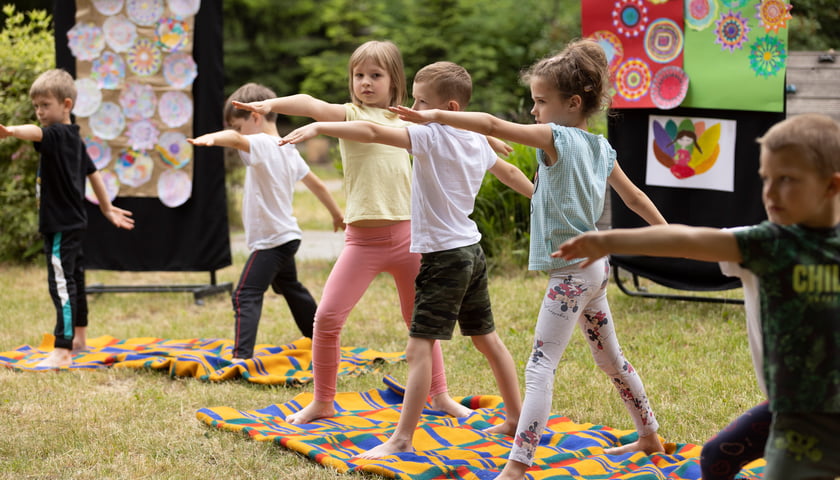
[529,123,615,271]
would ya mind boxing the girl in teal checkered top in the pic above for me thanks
[392,38,668,478]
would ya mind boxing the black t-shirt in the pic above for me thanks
[34,123,96,233]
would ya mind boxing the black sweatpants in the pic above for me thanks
[43,230,88,350]
[232,239,316,358]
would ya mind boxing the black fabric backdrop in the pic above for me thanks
[53,0,230,272]
[606,107,785,291]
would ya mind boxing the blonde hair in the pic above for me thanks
[758,113,840,176]
[347,40,406,107]
[29,69,76,104]
[223,82,278,125]
[521,39,611,119]
[413,61,472,107]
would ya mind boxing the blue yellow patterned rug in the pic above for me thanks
[196,376,766,479]
[0,335,404,385]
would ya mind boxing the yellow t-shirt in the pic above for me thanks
[340,103,412,224]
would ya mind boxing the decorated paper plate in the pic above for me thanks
[91,51,126,90]
[119,81,157,120]
[158,90,193,127]
[715,10,752,52]
[156,17,190,52]
[89,101,126,140]
[611,0,649,38]
[92,0,124,15]
[85,169,120,205]
[650,66,689,110]
[157,168,192,207]
[126,38,163,77]
[644,18,683,64]
[685,0,718,31]
[168,0,201,17]
[589,30,624,73]
[162,52,197,88]
[126,0,165,26]
[103,15,138,53]
[115,149,154,188]
[126,119,161,151]
[156,131,192,168]
[614,58,651,101]
[67,22,105,61]
[73,78,102,118]
[84,135,113,170]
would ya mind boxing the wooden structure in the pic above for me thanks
[786,50,840,121]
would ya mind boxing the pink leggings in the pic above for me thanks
[312,221,448,402]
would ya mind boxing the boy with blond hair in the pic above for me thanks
[555,113,840,479]
[189,82,344,359]
[280,61,532,457]
[0,69,135,367]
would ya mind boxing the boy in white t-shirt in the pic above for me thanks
[189,83,343,359]
[280,62,533,457]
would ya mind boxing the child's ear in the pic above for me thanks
[568,95,582,111]
[827,172,840,198]
[446,100,460,111]
[62,97,73,112]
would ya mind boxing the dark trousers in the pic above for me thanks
[701,401,771,480]
[232,239,316,358]
[43,230,88,350]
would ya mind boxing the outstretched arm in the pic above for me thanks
[88,171,134,230]
[389,106,554,152]
[187,129,250,152]
[299,172,345,232]
[233,94,346,122]
[0,124,43,142]
[488,158,533,198]
[553,224,741,268]
[279,121,411,150]
[608,161,667,226]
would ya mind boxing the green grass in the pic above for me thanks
[0,256,763,479]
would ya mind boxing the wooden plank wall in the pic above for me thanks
[786,50,840,121]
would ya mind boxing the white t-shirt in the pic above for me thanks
[719,258,766,396]
[406,123,497,253]
[238,133,310,251]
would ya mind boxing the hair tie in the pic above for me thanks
[583,85,593,92]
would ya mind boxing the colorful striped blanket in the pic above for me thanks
[197,376,766,479]
[0,335,404,385]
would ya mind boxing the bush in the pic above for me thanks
[0,5,54,263]
[473,142,536,272]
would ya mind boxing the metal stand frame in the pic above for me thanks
[86,271,232,305]
[612,263,744,305]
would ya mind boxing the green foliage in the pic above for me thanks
[473,143,537,270]
[0,5,54,263]
[788,0,840,50]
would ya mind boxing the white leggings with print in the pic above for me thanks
[508,258,659,465]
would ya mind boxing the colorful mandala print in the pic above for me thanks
[115,149,154,188]
[126,119,160,151]
[83,135,112,170]
[685,0,718,31]
[156,18,190,52]
[721,0,748,7]
[644,18,683,64]
[749,34,787,77]
[650,66,689,110]
[615,58,651,101]
[89,101,126,141]
[163,52,198,89]
[119,82,157,120]
[612,0,649,38]
[589,30,624,73]
[126,0,165,26]
[755,0,792,34]
[67,22,105,61]
[156,131,192,169]
[715,10,751,52]
[103,15,137,53]
[126,38,163,76]
[91,51,126,90]
[158,91,193,128]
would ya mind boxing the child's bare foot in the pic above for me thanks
[482,418,517,437]
[430,392,472,418]
[37,348,72,368]
[356,437,413,459]
[603,432,665,456]
[286,400,336,424]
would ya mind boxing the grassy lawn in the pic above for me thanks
[0,254,763,479]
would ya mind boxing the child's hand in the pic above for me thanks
[0,124,13,139]
[232,100,270,115]
[551,232,607,268]
[278,124,319,146]
[187,134,215,147]
[389,106,435,124]
[486,136,513,157]
[104,206,135,230]
[332,215,346,232]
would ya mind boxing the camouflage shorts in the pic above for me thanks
[410,243,495,340]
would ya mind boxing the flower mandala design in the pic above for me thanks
[715,10,751,52]
[612,0,649,38]
[755,0,792,34]
[685,0,718,31]
[749,35,787,77]
[615,58,651,101]
[126,38,163,77]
